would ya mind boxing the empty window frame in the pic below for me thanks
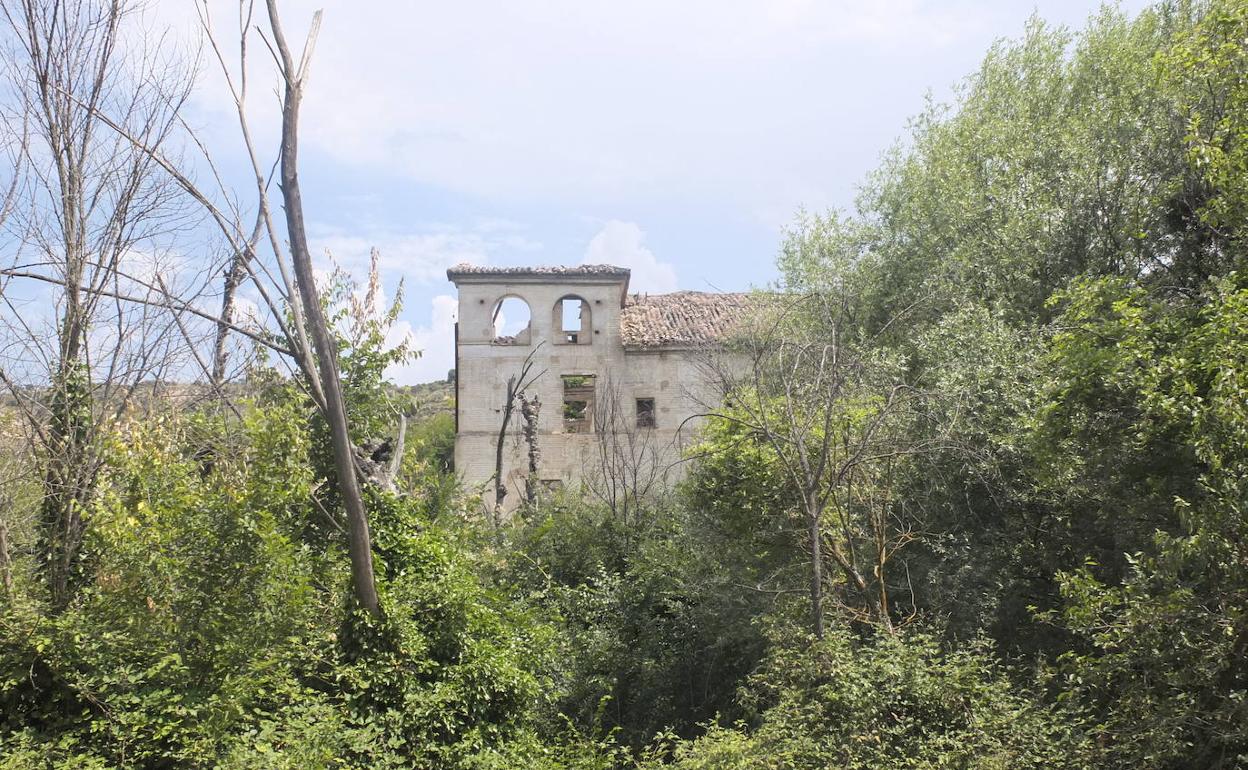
[635,398,656,428]
[554,295,591,344]
[562,374,596,432]
[492,296,532,345]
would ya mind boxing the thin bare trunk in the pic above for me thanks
[520,393,541,505]
[493,374,516,520]
[491,345,544,520]
[0,510,12,597]
[807,495,825,639]
[264,0,379,618]
[211,244,249,386]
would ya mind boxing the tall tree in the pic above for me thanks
[28,0,389,616]
[258,0,380,617]
[703,282,942,637]
[0,0,199,606]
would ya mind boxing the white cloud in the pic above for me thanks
[158,0,1055,215]
[387,294,458,385]
[583,220,677,294]
[151,0,1154,257]
[298,222,542,384]
[230,296,263,330]
[312,231,480,286]
[311,224,542,288]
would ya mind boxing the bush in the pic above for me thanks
[650,625,1089,770]
[0,400,561,768]
[498,495,770,750]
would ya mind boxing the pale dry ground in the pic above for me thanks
[400,379,455,420]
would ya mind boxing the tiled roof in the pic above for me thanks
[447,263,631,279]
[620,291,753,348]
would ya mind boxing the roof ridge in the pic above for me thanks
[447,263,631,278]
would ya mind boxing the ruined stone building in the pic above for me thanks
[447,264,749,511]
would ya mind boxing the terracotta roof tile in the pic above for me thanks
[620,291,752,348]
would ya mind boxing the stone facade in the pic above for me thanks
[447,263,747,512]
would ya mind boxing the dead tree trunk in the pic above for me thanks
[493,373,517,520]
[211,236,256,387]
[264,0,379,618]
[519,393,541,505]
[491,345,544,522]
[805,494,825,639]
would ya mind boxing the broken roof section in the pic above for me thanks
[621,291,752,349]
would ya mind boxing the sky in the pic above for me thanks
[159,0,1149,384]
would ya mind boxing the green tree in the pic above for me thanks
[1167,0,1248,239]
[649,624,1087,770]
[1043,275,1248,768]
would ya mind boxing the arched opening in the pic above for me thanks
[553,295,591,344]
[492,296,531,345]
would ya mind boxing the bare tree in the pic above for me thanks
[0,0,410,618]
[255,0,385,616]
[0,0,204,606]
[491,343,544,523]
[159,0,384,616]
[192,0,320,402]
[702,292,942,637]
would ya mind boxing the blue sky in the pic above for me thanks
[166,0,1148,383]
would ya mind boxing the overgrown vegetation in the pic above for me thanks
[1,0,1246,767]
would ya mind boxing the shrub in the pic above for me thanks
[650,625,1089,770]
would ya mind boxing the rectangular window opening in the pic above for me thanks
[636,398,656,428]
[562,374,596,433]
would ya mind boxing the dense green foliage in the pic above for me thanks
[646,626,1086,770]
[0,280,567,769]
[0,399,562,768]
[2,0,1247,767]
[497,495,772,749]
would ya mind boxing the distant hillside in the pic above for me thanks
[396,379,455,420]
